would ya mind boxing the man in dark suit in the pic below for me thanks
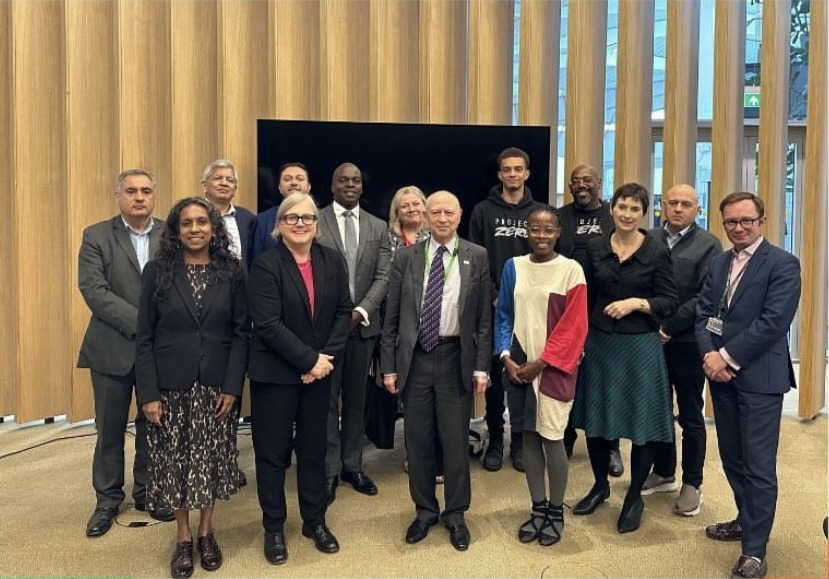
[251,162,312,264]
[77,169,175,537]
[644,184,721,517]
[696,192,800,579]
[381,190,491,551]
[318,163,391,501]
[202,159,255,269]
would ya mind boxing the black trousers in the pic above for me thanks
[651,340,707,487]
[251,378,331,532]
[90,369,148,509]
[402,341,471,526]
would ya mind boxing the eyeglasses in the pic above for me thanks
[281,213,318,225]
[722,217,761,230]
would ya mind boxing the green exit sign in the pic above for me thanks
[744,92,761,108]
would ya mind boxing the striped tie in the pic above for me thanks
[418,245,446,352]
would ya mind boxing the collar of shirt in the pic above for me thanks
[663,221,693,246]
[732,235,764,260]
[121,216,155,236]
[427,235,458,257]
[218,202,237,217]
[333,201,360,219]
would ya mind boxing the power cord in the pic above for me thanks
[0,431,97,462]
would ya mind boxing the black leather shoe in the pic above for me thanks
[405,518,437,544]
[324,476,338,506]
[731,555,767,578]
[171,540,194,578]
[197,531,223,571]
[706,519,743,541]
[483,436,504,471]
[135,499,176,522]
[447,523,471,551]
[617,497,644,533]
[573,485,610,515]
[609,448,625,477]
[238,471,247,487]
[86,506,118,537]
[263,531,288,565]
[341,470,378,496]
[301,523,340,554]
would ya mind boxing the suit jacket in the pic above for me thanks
[232,205,256,269]
[695,239,801,394]
[317,204,392,338]
[135,260,249,405]
[247,240,353,384]
[77,216,164,376]
[381,238,492,393]
[251,206,278,266]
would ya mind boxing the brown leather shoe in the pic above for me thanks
[705,519,742,541]
[197,531,223,571]
[171,540,194,579]
[731,555,767,578]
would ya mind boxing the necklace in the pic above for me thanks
[611,232,642,262]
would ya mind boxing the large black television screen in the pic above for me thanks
[257,120,551,237]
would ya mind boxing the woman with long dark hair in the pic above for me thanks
[136,197,249,578]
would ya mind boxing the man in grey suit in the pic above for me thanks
[381,190,491,551]
[318,163,391,502]
[77,169,175,537]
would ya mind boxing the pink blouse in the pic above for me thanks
[297,260,315,315]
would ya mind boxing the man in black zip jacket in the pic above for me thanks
[469,147,541,472]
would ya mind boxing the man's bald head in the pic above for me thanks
[569,164,602,210]
[663,183,700,234]
[426,190,462,244]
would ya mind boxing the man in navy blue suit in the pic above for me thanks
[696,192,800,579]
[251,162,312,264]
[203,159,256,270]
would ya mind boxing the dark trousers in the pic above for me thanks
[710,381,783,559]
[652,341,707,487]
[251,378,331,532]
[402,341,471,526]
[326,333,376,478]
[90,369,147,509]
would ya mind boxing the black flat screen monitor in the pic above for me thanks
[257,119,551,237]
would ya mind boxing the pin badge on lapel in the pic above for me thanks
[463,259,470,265]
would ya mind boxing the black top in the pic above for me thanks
[584,230,678,334]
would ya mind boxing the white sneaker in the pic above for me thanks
[674,484,702,516]
[640,472,679,495]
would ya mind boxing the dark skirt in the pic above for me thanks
[147,383,240,511]
[571,329,674,446]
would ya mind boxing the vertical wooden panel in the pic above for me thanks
[468,0,514,125]
[171,1,218,199]
[270,1,321,120]
[0,1,17,416]
[369,0,419,122]
[319,1,371,122]
[119,1,173,213]
[798,0,827,418]
[12,1,71,421]
[518,0,561,202]
[757,0,791,246]
[614,0,654,189]
[564,0,607,197]
[66,1,121,422]
[217,1,269,211]
[662,0,699,191]
[709,0,746,244]
[419,0,468,123]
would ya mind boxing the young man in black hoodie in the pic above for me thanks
[469,147,540,472]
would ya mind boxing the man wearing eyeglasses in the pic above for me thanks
[318,163,392,504]
[557,164,623,477]
[643,184,721,517]
[695,192,800,579]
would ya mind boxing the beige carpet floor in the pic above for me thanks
[0,414,826,578]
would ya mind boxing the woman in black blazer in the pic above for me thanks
[247,193,352,565]
[136,197,249,578]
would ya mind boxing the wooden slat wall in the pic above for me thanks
[614,0,655,190]
[798,0,827,418]
[757,0,791,247]
[518,0,561,203]
[564,0,607,199]
[2,0,824,422]
[662,0,700,190]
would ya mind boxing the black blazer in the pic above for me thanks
[233,205,256,269]
[135,259,250,405]
[247,240,353,384]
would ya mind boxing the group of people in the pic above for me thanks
[77,148,800,579]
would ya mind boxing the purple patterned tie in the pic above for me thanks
[419,245,446,352]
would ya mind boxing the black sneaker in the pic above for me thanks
[483,436,504,471]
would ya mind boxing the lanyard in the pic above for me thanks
[718,252,752,315]
[424,237,459,283]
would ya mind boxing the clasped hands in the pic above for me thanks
[702,350,736,383]
[503,356,547,385]
[301,353,335,384]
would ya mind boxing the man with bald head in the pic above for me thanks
[382,190,491,551]
[318,162,391,503]
[643,184,721,516]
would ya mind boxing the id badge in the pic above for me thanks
[706,317,723,336]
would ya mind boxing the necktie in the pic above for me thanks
[343,210,357,300]
[419,245,447,352]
